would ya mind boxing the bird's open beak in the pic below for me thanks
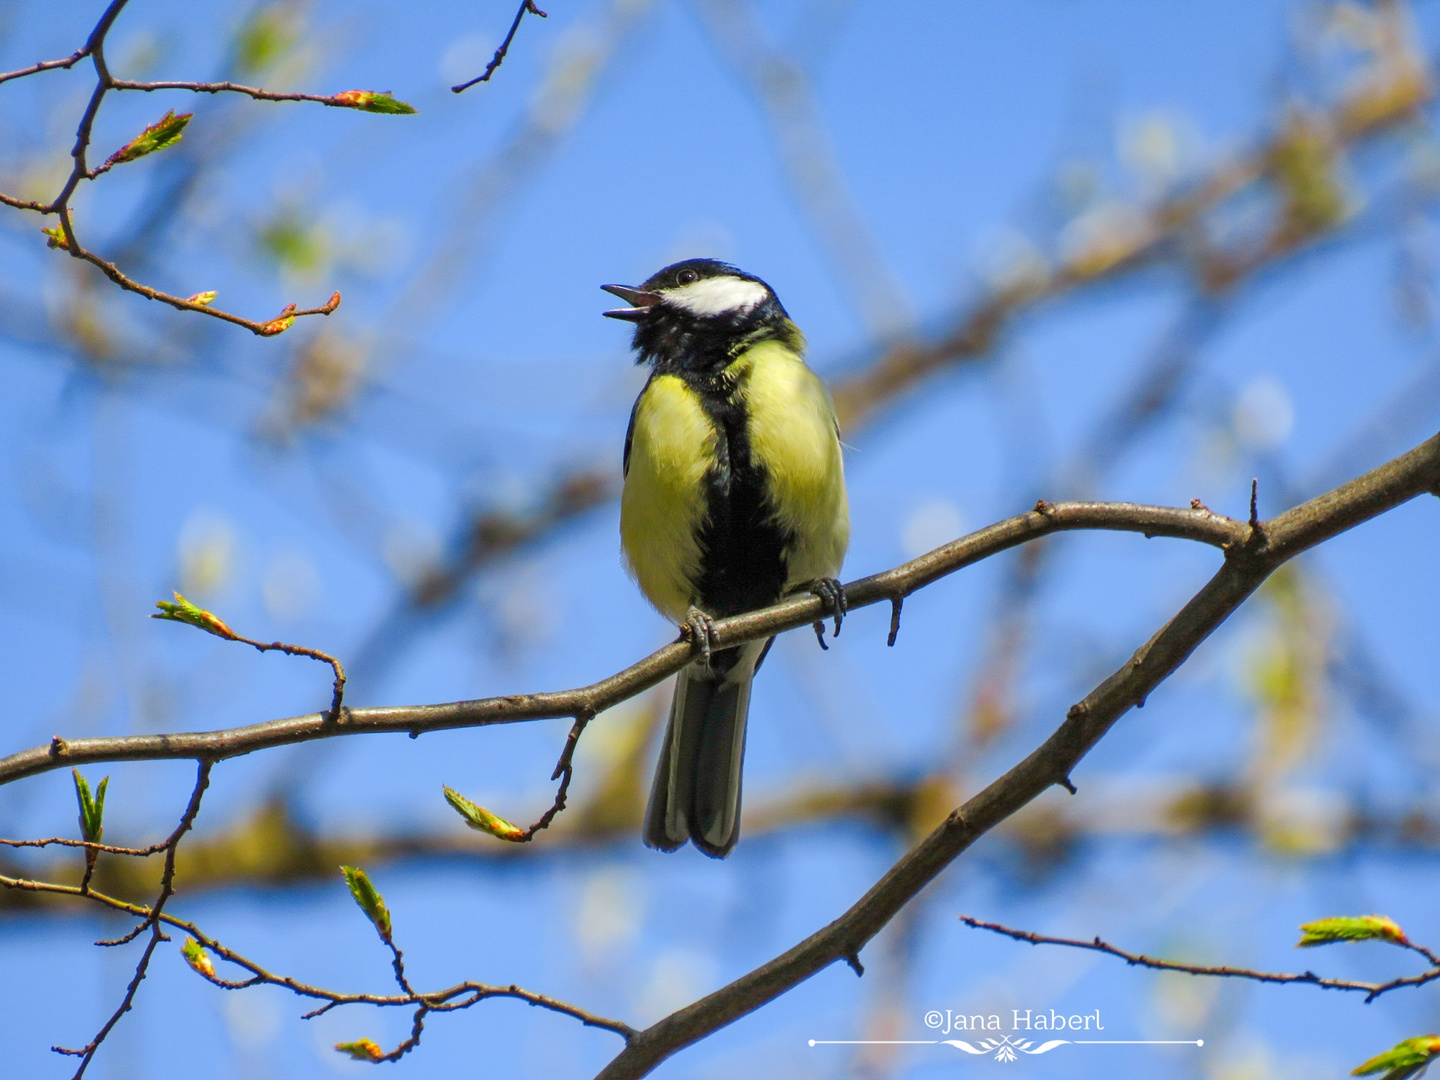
[601,284,662,321]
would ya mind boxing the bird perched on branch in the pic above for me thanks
[603,259,849,857]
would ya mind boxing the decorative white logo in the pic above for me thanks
[942,1036,1071,1062]
[809,1019,1202,1064]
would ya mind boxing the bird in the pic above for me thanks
[602,258,850,858]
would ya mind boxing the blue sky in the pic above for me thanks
[3,1,1440,1077]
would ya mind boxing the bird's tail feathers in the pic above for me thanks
[643,640,764,858]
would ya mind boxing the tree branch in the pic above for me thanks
[589,429,1440,1080]
[0,0,421,335]
[959,916,1440,1004]
[51,760,212,1078]
[109,79,408,106]
[451,0,548,93]
[0,500,1248,787]
[0,871,635,1041]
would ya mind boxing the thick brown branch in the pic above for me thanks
[590,430,1440,1080]
[0,500,1248,787]
[959,916,1440,1004]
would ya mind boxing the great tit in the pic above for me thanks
[603,259,850,857]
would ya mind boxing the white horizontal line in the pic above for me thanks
[807,1038,1205,1047]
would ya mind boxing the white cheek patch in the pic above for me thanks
[664,275,769,317]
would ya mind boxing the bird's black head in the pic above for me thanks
[602,259,799,371]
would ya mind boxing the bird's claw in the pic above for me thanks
[807,577,847,650]
[681,607,719,667]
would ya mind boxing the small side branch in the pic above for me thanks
[443,711,595,844]
[0,871,636,1050]
[959,916,1440,1004]
[516,711,592,840]
[451,1,548,93]
[887,594,904,647]
[0,0,414,334]
[51,761,213,1079]
[0,836,169,856]
[67,239,342,336]
[0,48,92,86]
[151,594,346,720]
[228,635,347,722]
[111,80,405,107]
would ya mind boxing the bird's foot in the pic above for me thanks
[806,577,847,650]
[680,607,719,667]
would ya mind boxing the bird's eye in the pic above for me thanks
[677,269,699,285]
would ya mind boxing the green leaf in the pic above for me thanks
[151,592,236,639]
[108,110,192,166]
[181,937,215,979]
[332,90,416,114]
[443,785,526,841]
[1298,915,1409,948]
[340,865,392,942]
[72,769,108,843]
[335,1039,384,1061]
[1353,1035,1440,1078]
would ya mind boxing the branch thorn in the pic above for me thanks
[887,594,904,647]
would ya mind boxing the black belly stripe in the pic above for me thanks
[679,368,791,620]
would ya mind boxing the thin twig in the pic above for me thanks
[111,79,394,105]
[52,761,212,1079]
[227,635,347,721]
[66,244,342,335]
[386,939,414,997]
[0,836,178,857]
[451,0,548,93]
[0,48,93,86]
[0,0,401,335]
[959,916,1440,1004]
[0,871,636,1040]
[151,601,347,720]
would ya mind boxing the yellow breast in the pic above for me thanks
[735,340,850,586]
[620,374,716,622]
